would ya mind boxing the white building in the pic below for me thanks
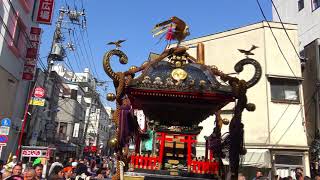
[54,65,111,154]
[181,21,309,178]
[0,1,39,159]
[272,1,320,175]
[272,0,320,50]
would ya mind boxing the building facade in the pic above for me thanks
[74,69,110,155]
[272,0,320,50]
[272,0,320,175]
[181,21,309,178]
[0,0,40,159]
[52,64,111,156]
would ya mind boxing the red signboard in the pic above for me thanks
[22,27,42,81]
[36,0,55,24]
[21,149,42,157]
[34,87,45,98]
[84,146,97,153]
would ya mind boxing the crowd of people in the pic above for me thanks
[238,168,320,180]
[0,155,116,180]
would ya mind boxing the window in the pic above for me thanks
[7,11,27,57]
[298,0,304,11]
[59,122,68,137]
[270,78,300,103]
[312,0,320,10]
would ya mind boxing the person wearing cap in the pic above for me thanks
[5,156,17,171]
[63,166,74,180]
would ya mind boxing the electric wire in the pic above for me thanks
[252,88,318,164]
[256,0,297,78]
[270,0,302,59]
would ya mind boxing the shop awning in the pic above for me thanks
[223,149,271,168]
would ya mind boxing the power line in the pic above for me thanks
[83,29,102,81]
[270,0,302,59]
[256,0,297,78]
[78,28,100,80]
[252,88,318,164]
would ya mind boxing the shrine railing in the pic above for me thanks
[130,154,219,175]
[190,160,219,174]
[130,154,159,170]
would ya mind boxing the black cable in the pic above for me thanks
[83,29,103,81]
[256,0,297,78]
[270,0,302,59]
[78,29,100,80]
[68,29,82,71]
[73,28,98,79]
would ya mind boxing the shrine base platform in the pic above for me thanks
[124,171,219,180]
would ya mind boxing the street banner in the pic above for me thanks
[22,27,42,80]
[35,0,55,24]
[29,97,45,106]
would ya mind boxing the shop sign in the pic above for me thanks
[22,27,42,80]
[29,97,45,106]
[21,149,48,157]
[35,0,55,24]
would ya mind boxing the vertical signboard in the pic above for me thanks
[73,123,80,138]
[35,0,55,24]
[22,27,42,80]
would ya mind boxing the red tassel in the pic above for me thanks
[166,27,173,40]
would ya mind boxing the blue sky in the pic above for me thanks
[38,0,272,106]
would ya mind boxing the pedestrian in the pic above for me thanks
[48,166,64,180]
[23,167,36,180]
[252,170,263,180]
[33,164,44,180]
[295,167,304,180]
[48,157,63,176]
[315,175,320,180]
[63,166,74,180]
[11,164,22,176]
[74,163,91,180]
[5,156,18,171]
[238,173,246,180]
[2,169,11,179]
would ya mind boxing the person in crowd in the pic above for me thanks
[95,168,106,179]
[0,160,4,179]
[238,173,246,180]
[74,163,90,180]
[315,174,320,180]
[2,169,12,179]
[252,170,263,180]
[11,164,22,176]
[63,166,74,180]
[5,156,18,171]
[48,165,64,180]
[295,167,304,180]
[23,167,36,180]
[66,158,74,166]
[48,157,63,176]
[33,164,43,180]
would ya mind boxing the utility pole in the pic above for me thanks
[16,6,86,157]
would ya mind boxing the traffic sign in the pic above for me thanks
[0,135,8,143]
[0,126,10,135]
[34,87,45,98]
[1,118,11,127]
